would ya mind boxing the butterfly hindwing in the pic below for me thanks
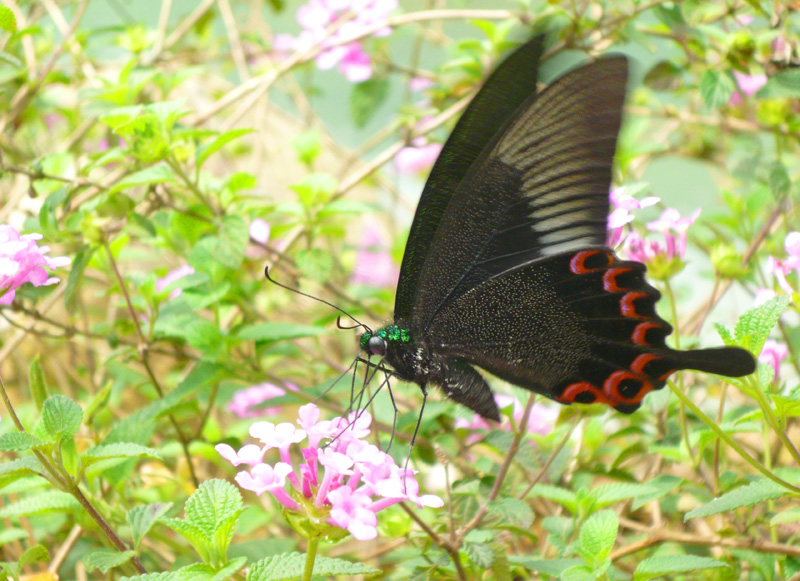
[408,57,628,330]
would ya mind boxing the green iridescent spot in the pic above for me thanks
[359,333,370,349]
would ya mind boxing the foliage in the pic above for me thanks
[0,1,799,580]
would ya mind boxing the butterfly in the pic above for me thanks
[357,36,756,422]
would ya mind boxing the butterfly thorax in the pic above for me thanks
[360,323,439,383]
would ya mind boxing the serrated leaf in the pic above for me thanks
[528,484,577,513]
[128,502,173,549]
[162,518,213,564]
[196,128,253,169]
[464,542,494,568]
[0,6,16,34]
[350,77,389,127]
[246,552,380,580]
[0,491,80,518]
[685,479,785,520]
[714,322,735,347]
[211,557,247,581]
[120,564,214,581]
[769,161,790,198]
[40,394,83,442]
[560,564,596,581]
[592,483,660,507]
[700,70,735,108]
[0,457,44,481]
[65,245,96,310]
[235,323,327,342]
[578,510,618,566]
[634,555,728,580]
[82,443,162,463]
[509,557,583,576]
[185,479,243,534]
[84,550,136,573]
[755,69,800,99]
[0,432,48,452]
[734,296,790,354]
[486,497,534,528]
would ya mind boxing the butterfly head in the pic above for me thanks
[360,325,411,357]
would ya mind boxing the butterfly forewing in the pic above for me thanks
[394,37,545,321]
[408,57,628,329]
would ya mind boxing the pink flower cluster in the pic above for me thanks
[274,0,396,82]
[759,339,788,384]
[395,137,442,176]
[729,71,767,106]
[227,382,298,419]
[455,394,558,446]
[217,403,443,541]
[351,223,398,287]
[607,187,659,247]
[155,264,194,300]
[763,232,800,295]
[0,226,70,305]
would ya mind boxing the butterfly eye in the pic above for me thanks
[367,336,387,357]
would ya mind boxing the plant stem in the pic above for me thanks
[302,538,319,581]
[667,381,800,494]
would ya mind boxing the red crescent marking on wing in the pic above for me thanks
[604,370,652,404]
[559,382,615,406]
[620,292,648,319]
[631,321,660,345]
[630,353,660,375]
[569,250,601,275]
[602,267,632,292]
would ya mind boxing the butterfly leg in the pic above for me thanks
[383,369,398,453]
[403,383,428,492]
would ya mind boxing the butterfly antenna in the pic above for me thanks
[264,266,371,332]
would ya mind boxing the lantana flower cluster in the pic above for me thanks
[607,187,702,278]
[217,403,443,541]
[0,225,70,305]
[274,0,397,82]
[227,382,298,419]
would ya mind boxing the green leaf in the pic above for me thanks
[214,215,249,269]
[350,76,390,127]
[0,457,44,486]
[108,164,176,194]
[185,479,243,535]
[211,557,247,581]
[592,483,661,507]
[142,361,227,420]
[40,394,83,442]
[0,432,48,452]
[82,443,163,464]
[714,322,735,347]
[295,248,333,283]
[246,551,380,580]
[770,506,800,526]
[699,70,735,108]
[464,542,494,568]
[28,355,48,412]
[235,323,327,342]
[486,497,534,528]
[509,557,583,576]
[162,518,213,564]
[64,245,95,310]
[84,550,136,573]
[196,128,253,169]
[528,484,577,513]
[292,130,322,167]
[290,173,337,207]
[578,510,618,567]
[18,544,48,570]
[0,6,16,34]
[634,555,728,580]
[755,69,800,99]
[685,479,785,520]
[734,296,790,354]
[120,564,215,581]
[0,491,80,518]
[127,502,173,550]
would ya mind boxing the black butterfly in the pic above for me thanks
[358,36,756,422]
